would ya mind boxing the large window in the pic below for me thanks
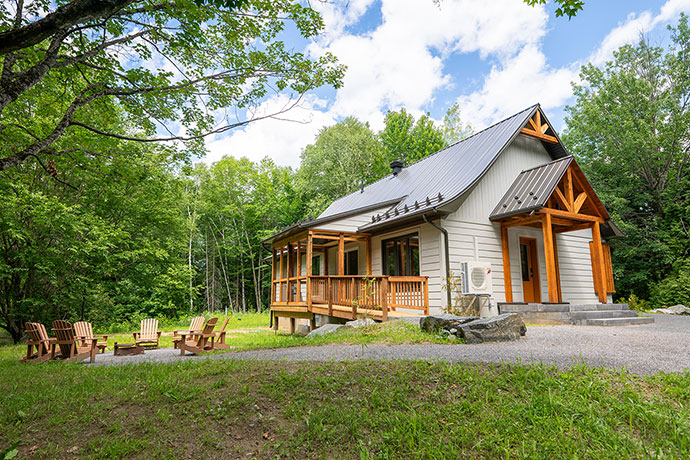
[382,233,420,276]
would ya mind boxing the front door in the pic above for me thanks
[519,237,541,303]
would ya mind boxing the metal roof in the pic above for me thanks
[489,156,573,221]
[316,104,568,231]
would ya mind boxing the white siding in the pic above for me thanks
[442,134,600,304]
[314,206,391,233]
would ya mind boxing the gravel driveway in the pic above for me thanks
[94,314,689,375]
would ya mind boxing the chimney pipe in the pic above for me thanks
[390,160,404,176]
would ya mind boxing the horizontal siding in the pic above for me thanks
[314,206,392,233]
[556,229,599,304]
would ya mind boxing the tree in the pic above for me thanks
[297,117,386,215]
[441,102,473,145]
[523,0,584,19]
[380,109,446,165]
[562,15,690,304]
[0,0,344,172]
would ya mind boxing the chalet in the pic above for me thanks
[264,104,636,331]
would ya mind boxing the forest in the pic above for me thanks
[0,1,689,343]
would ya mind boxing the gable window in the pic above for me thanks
[345,250,358,275]
[382,233,420,276]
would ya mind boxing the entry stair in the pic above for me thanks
[498,303,654,326]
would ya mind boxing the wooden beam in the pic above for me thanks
[306,232,313,310]
[272,230,308,250]
[565,169,574,207]
[573,192,587,213]
[552,186,571,212]
[520,128,559,144]
[366,236,372,276]
[337,233,345,276]
[501,214,543,228]
[535,110,541,131]
[541,213,559,303]
[538,207,604,223]
[591,222,608,303]
[553,222,593,234]
[501,225,513,303]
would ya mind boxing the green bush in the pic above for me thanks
[650,265,690,308]
[616,293,652,312]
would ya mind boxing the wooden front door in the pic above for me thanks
[519,237,541,303]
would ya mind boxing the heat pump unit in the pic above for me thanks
[462,262,493,295]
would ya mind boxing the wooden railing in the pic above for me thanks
[273,274,429,319]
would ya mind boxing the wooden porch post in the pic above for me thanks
[337,233,345,275]
[296,242,301,302]
[279,247,284,303]
[500,224,513,303]
[271,249,277,304]
[306,231,313,310]
[366,236,372,276]
[380,277,388,322]
[541,213,559,303]
[591,223,608,303]
[286,243,292,304]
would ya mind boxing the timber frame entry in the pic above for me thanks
[492,149,616,304]
[270,229,429,332]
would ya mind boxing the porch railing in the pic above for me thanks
[271,275,429,319]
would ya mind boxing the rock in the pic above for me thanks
[420,314,480,333]
[345,318,377,328]
[441,329,451,337]
[652,304,690,315]
[449,328,458,335]
[306,323,346,337]
[459,313,526,344]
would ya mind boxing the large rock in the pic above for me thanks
[420,314,479,333]
[306,323,346,337]
[345,318,377,328]
[459,313,526,344]
[652,304,690,315]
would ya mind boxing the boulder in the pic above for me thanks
[652,304,690,315]
[306,323,346,338]
[345,318,377,328]
[420,314,480,333]
[459,313,526,344]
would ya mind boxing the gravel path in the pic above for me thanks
[93,314,689,375]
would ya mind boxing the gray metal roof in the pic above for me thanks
[489,156,573,221]
[318,104,568,231]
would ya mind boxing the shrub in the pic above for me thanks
[650,265,690,308]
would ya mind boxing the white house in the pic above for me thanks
[265,104,624,331]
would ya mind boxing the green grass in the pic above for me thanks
[0,358,688,459]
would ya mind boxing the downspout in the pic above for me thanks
[261,242,274,329]
[423,214,452,310]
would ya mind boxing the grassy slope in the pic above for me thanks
[0,358,688,459]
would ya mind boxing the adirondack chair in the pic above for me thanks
[51,320,98,363]
[173,315,205,349]
[213,317,231,349]
[133,318,161,349]
[74,321,108,354]
[21,322,57,363]
[172,317,219,355]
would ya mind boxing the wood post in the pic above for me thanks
[381,277,388,322]
[591,223,608,303]
[271,249,277,303]
[279,247,284,303]
[337,233,345,275]
[296,242,301,301]
[306,231,313,310]
[541,213,559,303]
[423,277,429,315]
[327,277,333,316]
[286,243,292,304]
[366,236,372,276]
[500,224,513,303]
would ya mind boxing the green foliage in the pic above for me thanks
[524,0,584,19]
[563,15,690,305]
[615,294,652,313]
[650,265,690,308]
[380,109,446,165]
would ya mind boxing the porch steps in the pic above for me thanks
[585,317,655,327]
[498,303,654,326]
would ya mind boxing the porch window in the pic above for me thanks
[345,250,358,275]
[312,254,321,276]
[382,233,420,276]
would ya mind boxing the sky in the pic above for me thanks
[203,0,690,168]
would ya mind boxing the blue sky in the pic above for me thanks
[205,0,689,167]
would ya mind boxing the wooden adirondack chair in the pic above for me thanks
[172,317,219,355]
[51,320,98,363]
[213,317,231,349]
[21,322,57,363]
[74,321,108,354]
[173,316,205,349]
[133,318,161,349]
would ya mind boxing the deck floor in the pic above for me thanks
[272,302,424,321]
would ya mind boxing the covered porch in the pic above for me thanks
[491,156,617,304]
[270,228,429,331]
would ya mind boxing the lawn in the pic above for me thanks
[0,358,688,459]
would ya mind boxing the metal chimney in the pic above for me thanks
[390,160,404,176]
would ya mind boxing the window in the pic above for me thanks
[312,254,321,276]
[382,233,420,276]
[345,250,358,275]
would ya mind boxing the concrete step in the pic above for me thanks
[569,303,629,311]
[571,310,638,321]
[585,316,655,327]
[500,303,569,313]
